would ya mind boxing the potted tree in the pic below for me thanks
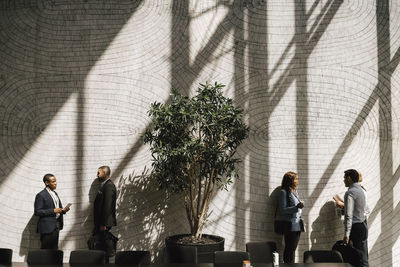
[144,82,249,262]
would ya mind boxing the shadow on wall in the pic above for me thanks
[310,201,343,250]
[19,215,40,260]
[54,178,101,251]
[0,1,144,189]
[266,186,285,252]
[84,179,102,235]
[115,169,184,263]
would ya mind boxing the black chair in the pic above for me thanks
[69,250,105,265]
[214,251,250,264]
[27,249,63,265]
[0,248,12,265]
[115,250,151,265]
[165,246,197,263]
[303,250,344,263]
[246,241,277,263]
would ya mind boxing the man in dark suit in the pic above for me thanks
[93,166,117,261]
[34,174,70,249]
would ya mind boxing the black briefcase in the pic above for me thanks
[87,232,102,250]
[106,231,118,251]
[332,240,362,267]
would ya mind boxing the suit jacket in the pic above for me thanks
[94,179,117,228]
[34,188,64,234]
[276,189,303,232]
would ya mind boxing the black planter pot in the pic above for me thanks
[165,234,225,263]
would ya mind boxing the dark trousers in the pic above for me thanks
[40,227,59,249]
[283,231,301,263]
[350,222,369,267]
[94,227,115,263]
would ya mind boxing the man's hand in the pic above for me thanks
[343,236,349,245]
[63,206,70,213]
[333,195,345,208]
[334,200,345,209]
[99,225,107,231]
[297,202,304,209]
[54,208,63,214]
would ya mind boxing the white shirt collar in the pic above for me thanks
[101,178,110,187]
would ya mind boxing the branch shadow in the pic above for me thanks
[227,0,343,255]
[115,169,184,263]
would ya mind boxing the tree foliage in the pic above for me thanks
[144,82,249,239]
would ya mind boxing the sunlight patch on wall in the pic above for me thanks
[86,1,172,83]
[392,85,400,179]
[244,153,250,242]
[393,235,400,267]
[368,210,381,253]
[4,92,82,192]
[0,92,87,249]
[394,175,400,210]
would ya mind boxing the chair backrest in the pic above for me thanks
[69,250,105,265]
[27,249,63,265]
[245,241,277,263]
[214,251,250,264]
[115,250,151,265]
[0,248,12,265]
[165,246,197,263]
[304,250,344,263]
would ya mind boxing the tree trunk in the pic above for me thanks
[185,170,214,239]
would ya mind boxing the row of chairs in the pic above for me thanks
[0,248,150,265]
[0,242,344,265]
[165,241,277,264]
[166,241,344,264]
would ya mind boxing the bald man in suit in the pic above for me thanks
[93,166,117,262]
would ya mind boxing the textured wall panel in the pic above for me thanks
[0,0,399,265]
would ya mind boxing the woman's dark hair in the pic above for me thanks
[281,171,298,191]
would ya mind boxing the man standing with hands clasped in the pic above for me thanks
[34,173,71,249]
[343,169,369,267]
[93,166,117,262]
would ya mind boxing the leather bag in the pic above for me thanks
[274,220,291,235]
[332,240,362,266]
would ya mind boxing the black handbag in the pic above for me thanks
[274,189,294,235]
[274,220,291,235]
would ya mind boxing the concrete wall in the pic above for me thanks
[0,0,399,265]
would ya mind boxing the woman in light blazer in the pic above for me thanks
[277,171,305,263]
